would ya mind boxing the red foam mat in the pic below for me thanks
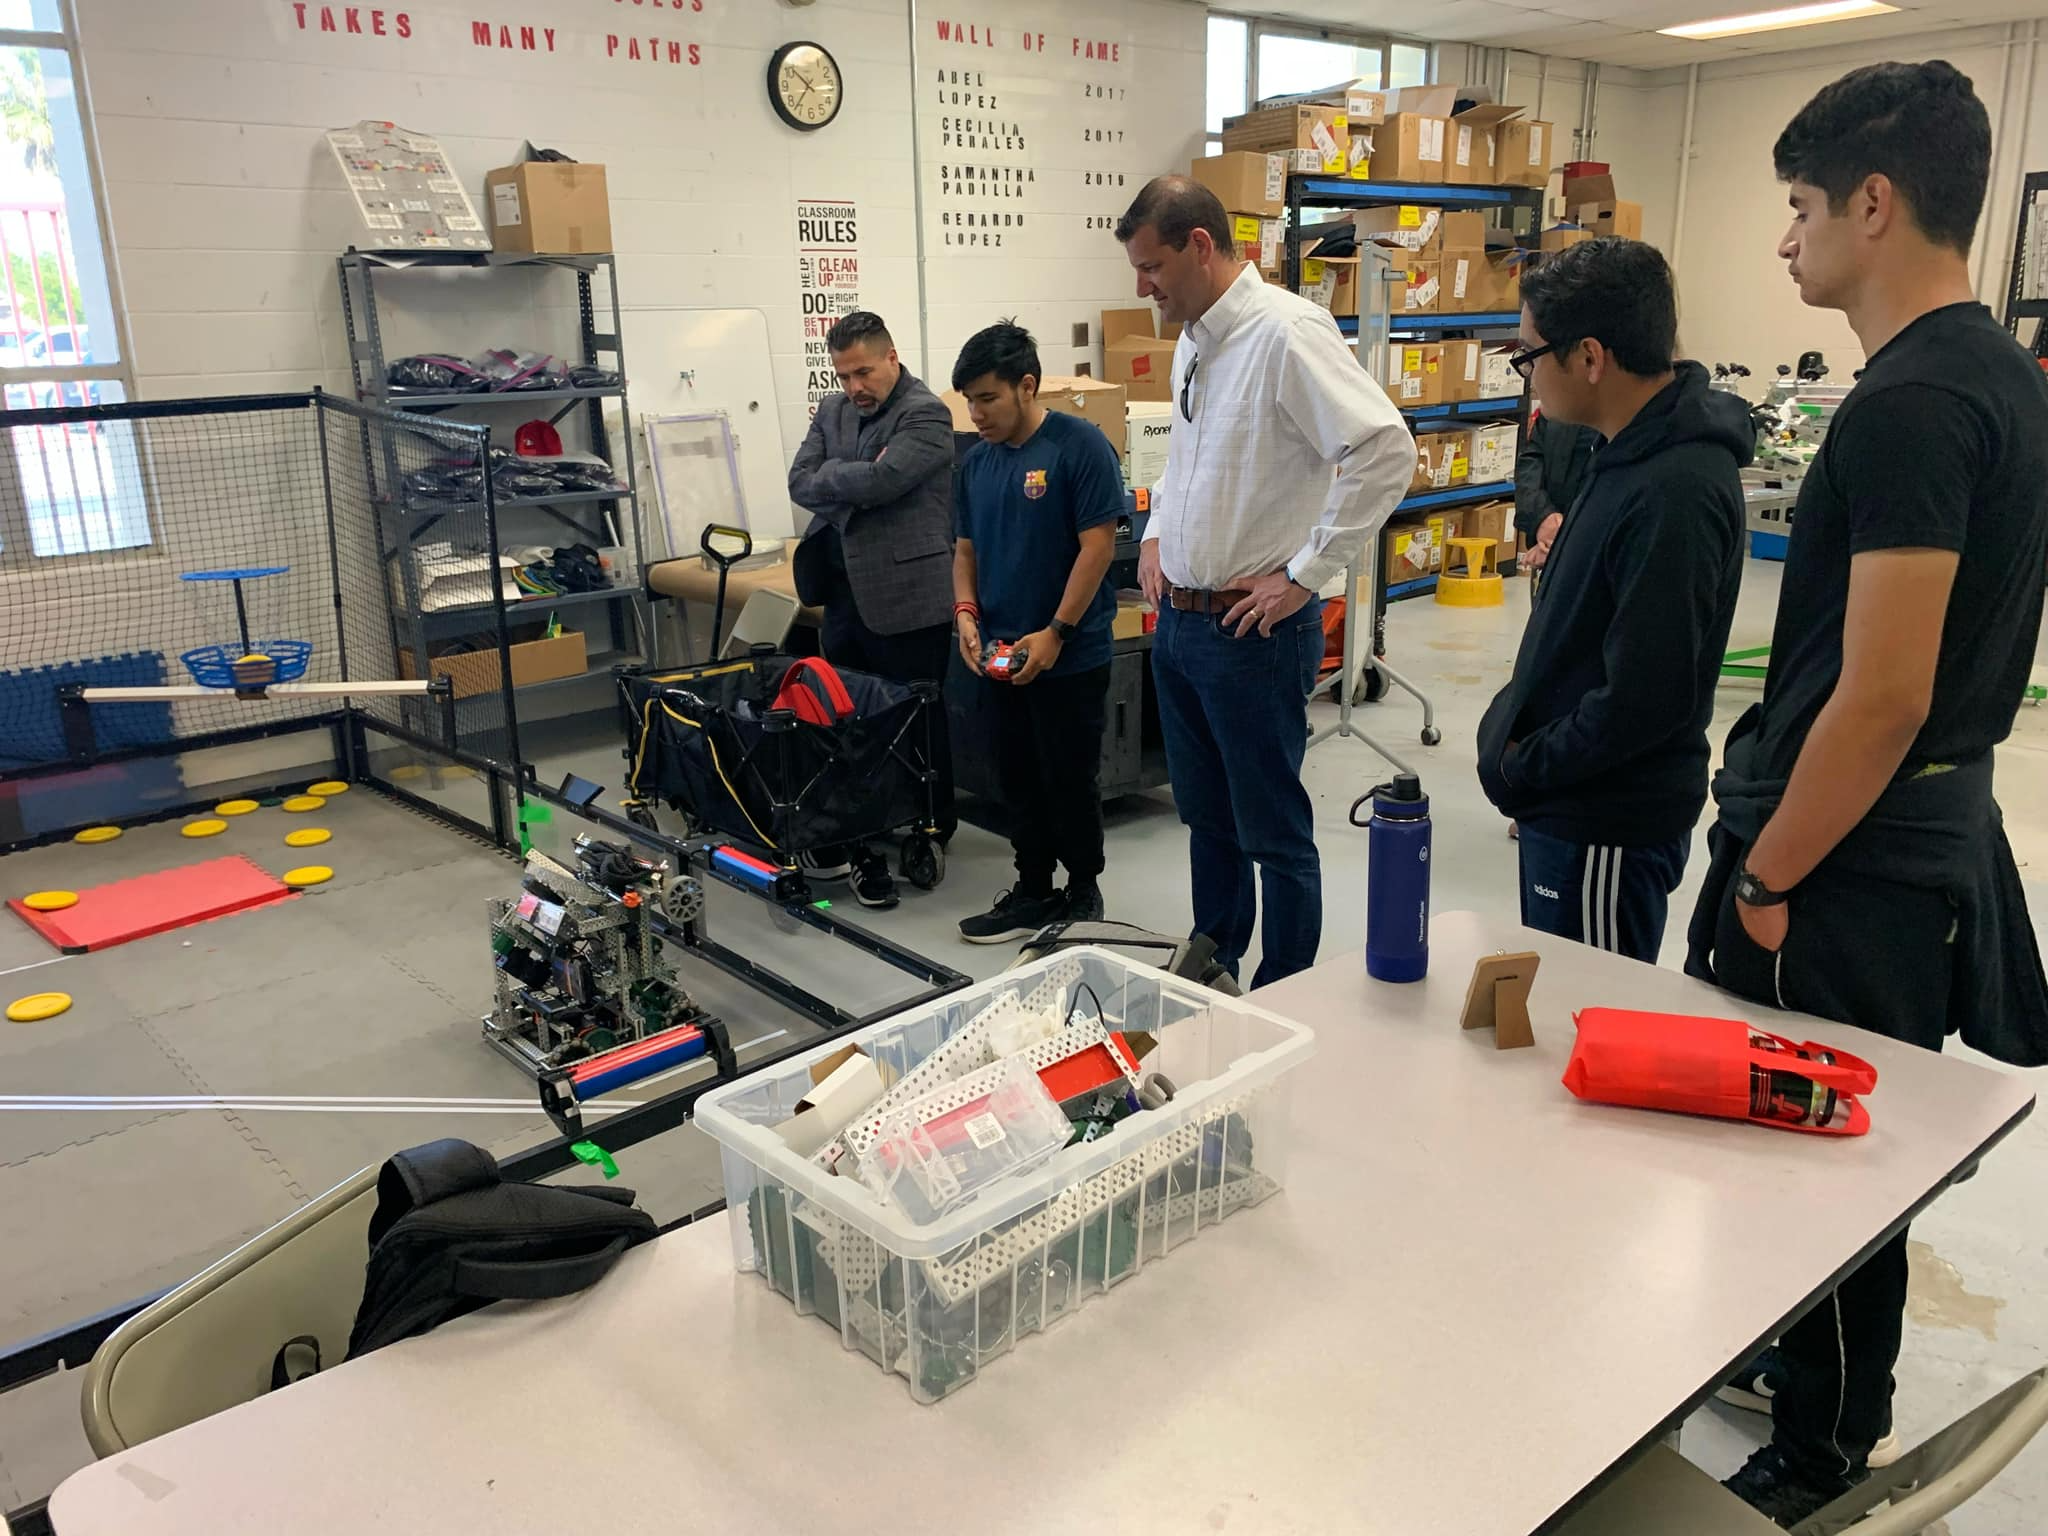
[7,855,294,953]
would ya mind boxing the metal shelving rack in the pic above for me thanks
[2003,169,2048,360]
[1285,174,1543,717]
[335,250,650,726]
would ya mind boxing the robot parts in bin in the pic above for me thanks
[484,833,707,1081]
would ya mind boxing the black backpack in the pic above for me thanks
[344,1139,656,1359]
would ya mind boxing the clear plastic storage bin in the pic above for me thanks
[694,947,1317,1402]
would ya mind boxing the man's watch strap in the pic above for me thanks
[1049,618,1078,642]
[1734,866,1790,908]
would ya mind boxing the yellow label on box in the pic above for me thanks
[1424,356,1440,375]
[1398,205,1422,228]
[1303,258,1325,283]
[1233,215,1261,244]
[1403,347,1422,370]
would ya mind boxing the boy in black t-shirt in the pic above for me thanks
[950,323,1122,944]
[1685,62,2048,1525]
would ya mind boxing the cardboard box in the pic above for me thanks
[1258,79,1388,126]
[1351,206,1487,260]
[1102,309,1179,403]
[1126,400,1173,489]
[772,1047,889,1157]
[1222,104,1348,175]
[400,631,587,699]
[1540,224,1593,253]
[1448,104,1523,187]
[1440,338,1483,402]
[1415,430,1470,491]
[1384,513,1450,577]
[1468,424,1519,484]
[1576,200,1644,240]
[1190,151,1286,219]
[1299,254,1361,318]
[1441,248,1486,312]
[1398,258,1444,314]
[482,162,611,255]
[1374,114,1448,183]
[1461,498,1519,567]
[1393,83,1463,117]
[1496,120,1555,188]
[1480,346,1522,400]
[1112,591,1153,641]
[1561,171,1617,209]
[1040,376,1129,455]
[1229,213,1283,271]
[1384,342,1445,408]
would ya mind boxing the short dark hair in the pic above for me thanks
[1520,238,1677,378]
[951,320,1040,393]
[1773,61,1990,252]
[1115,175,1233,252]
[826,311,892,354]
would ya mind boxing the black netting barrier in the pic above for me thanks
[0,396,341,770]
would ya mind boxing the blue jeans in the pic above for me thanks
[1517,825,1689,964]
[1152,600,1324,988]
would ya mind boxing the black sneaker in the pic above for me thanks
[800,847,852,883]
[1717,1348,1901,1467]
[851,854,898,910]
[958,887,1065,944]
[1063,883,1105,924]
[1722,1443,1862,1527]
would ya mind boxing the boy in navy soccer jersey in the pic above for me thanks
[949,322,1122,944]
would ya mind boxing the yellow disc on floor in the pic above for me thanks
[282,865,333,888]
[181,819,228,838]
[7,991,70,1023]
[22,890,78,912]
[215,799,259,816]
[306,781,349,797]
[280,795,326,813]
[389,764,426,781]
[73,826,122,844]
[284,828,332,848]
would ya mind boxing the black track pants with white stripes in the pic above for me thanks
[1516,825,1690,964]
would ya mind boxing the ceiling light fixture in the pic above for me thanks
[1658,0,1898,42]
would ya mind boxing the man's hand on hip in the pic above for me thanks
[1138,540,1166,605]
[1223,569,1311,639]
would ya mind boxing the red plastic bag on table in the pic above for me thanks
[1562,1008,1876,1136]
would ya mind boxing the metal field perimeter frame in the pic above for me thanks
[693,947,1316,1403]
[336,248,653,716]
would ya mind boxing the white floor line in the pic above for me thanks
[0,954,71,979]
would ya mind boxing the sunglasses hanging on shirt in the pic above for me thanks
[1180,354,1200,422]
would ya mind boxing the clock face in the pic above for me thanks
[771,42,842,132]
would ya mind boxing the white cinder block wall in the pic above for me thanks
[69,0,1203,523]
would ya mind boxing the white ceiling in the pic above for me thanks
[1229,0,2048,70]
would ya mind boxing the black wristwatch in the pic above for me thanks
[1049,618,1078,642]
[1734,865,1790,908]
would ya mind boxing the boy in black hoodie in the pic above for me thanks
[1476,239,1752,961]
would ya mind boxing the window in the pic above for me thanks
[0,0,142,563]
[1255,33,1384,104]
[1204,15,1247,159]
[1206,16,1432,157]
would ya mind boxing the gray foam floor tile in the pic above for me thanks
[0,1021,195,1169]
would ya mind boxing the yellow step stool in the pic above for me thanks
[1436,536,1505,607]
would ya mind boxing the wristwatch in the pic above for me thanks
[1734,864,1790,908]
[1049,618,1078,642]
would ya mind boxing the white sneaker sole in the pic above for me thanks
[959,923,1036,945]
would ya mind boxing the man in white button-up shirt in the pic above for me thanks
[1117,176,1413,986]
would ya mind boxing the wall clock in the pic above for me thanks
[769,41,842,132]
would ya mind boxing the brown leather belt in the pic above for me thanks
[1167,585,1251,614]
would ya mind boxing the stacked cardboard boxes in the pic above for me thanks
[1371,85,1554,190]
[1561,167,1642,241]
[1237,80,1386,178]
[1221,103,1351,177]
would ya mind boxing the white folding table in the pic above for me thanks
[49,913,2035,1536]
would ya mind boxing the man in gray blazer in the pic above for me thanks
[789,310,957,908]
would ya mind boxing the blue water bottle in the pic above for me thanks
[1353,773,1431,982]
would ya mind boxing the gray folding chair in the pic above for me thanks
[1556,1444,1781,1535]
[80,1167,377,1455]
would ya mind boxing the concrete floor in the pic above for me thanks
[3,553,2046,1527]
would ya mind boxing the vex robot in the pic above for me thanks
[486,835,731,1127]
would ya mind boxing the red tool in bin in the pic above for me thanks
[1562,1008,1876,1137]
[1040,1031,1142,1114]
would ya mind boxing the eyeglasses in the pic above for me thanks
[1508,341,1558,380]
[1180,354,1199,422]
